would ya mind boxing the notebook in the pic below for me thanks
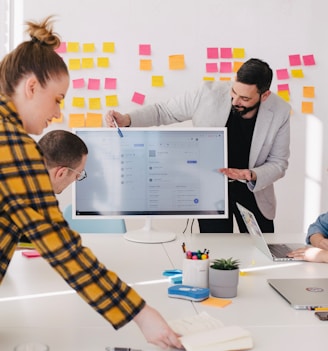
[236,202,304,261]
[267,278,328,310]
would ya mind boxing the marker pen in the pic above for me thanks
[113,118,123,138]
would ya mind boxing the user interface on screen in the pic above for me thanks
[73,127,228,218]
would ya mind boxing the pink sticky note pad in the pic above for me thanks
[22,250,41,258]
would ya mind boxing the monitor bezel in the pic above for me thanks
[72,127,228,220]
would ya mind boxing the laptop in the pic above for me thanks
[267,278,328,310]
[236,203,305,261]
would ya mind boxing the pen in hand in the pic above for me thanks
[112,117,123,138]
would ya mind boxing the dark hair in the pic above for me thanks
[38,130,88,169]
[0,15,69,96]
[236,58,273,94]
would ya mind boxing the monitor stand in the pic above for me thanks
[123,217,177,244]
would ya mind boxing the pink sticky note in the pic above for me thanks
[207,47,219,59]
[132,92,146,105]
[220,48,232,58]
[206,63,218,73]
[22,250,41,258]
[289,54,301,66]
[139,44,151,55]
[87,78,100,90]
[55,42,67,53]
[276,69,289,80]
[277,83,290,92]
[104,78,117,89]
[303,54,316,66]
[220,62,232,73]
[72,78,85,89]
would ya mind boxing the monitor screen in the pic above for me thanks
[72,127,228,242]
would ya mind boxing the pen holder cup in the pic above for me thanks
[182,258,209,288]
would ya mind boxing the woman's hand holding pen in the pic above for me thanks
[105,110,131,127]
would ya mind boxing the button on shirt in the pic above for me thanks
[0,94,145,329]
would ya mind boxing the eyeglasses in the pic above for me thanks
[66,167,87,181]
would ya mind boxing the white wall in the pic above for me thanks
[9,0,327,235]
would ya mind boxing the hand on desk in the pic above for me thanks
[287,247,328,263]
[133,304,183,349]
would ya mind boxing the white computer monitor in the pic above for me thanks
[72,127,228,243]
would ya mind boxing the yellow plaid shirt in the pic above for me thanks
[0,94,145,329]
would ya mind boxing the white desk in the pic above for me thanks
[0,233,327,351]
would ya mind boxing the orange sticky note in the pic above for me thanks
[169,55,185,70]
[302,101,314,114]
[69,114,85,128]
[201,297,232,308]
[86,113,103,127]
[233,61,244,72]
[140,59,152,71]
[303,86,315,98]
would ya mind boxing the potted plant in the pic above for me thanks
[209,257,240,298]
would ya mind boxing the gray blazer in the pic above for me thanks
[129,81,291,220]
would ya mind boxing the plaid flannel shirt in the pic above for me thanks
[0,94,145,329]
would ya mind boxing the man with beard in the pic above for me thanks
[105,58,291,234]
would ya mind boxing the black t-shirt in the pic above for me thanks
[225,109,257,169]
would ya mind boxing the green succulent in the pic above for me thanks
[210,257,240,270]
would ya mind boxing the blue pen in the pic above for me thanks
[113,118,123,138]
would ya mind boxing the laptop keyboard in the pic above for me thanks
[268,244,291,258]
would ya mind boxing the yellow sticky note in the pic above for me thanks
[291,69,304,78]
[201,297,232,308]
[303,86,315,98]
[67,42,79,52]
[233,48,245,58]
[302,101,314,114]
[105,95,119,107]
[97,57,110,68]
[277,90,290,102]
[85,113,103,127]
[219,77,232,81]
[203,76,215,81]
[169,54,185,70]
[69,114,85,128]
[68,58,81,70]
[152,75,164,87]
[59,100,64,109]
[103,42,115,53]
[82,58,94,69]
[88,97,101,110]
[83,43,95,53]
[140,59,152,71]
[233,61,244,73]
[72,97,85,108]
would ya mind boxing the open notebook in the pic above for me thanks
[169,312,253,351]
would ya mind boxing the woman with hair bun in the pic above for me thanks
[0,16,182,350]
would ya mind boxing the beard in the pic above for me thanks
[231,99,261,118]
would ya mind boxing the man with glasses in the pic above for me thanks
[38,129,88,194]
[20,129,88,244]
[106,58,291,234]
